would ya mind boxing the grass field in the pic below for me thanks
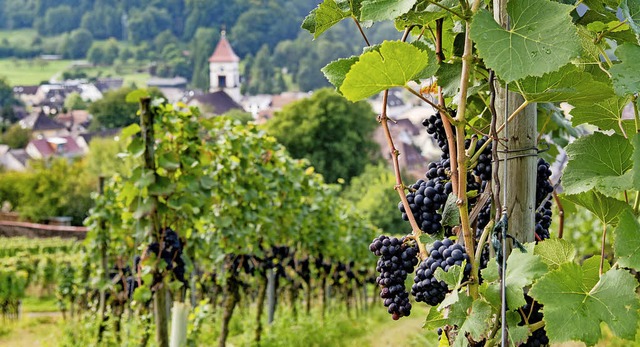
[0,58,151,87]
[0,58,72,85]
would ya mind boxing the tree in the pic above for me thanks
[88,87,162,130]
[64,92,87,110]
[189,27,219,91]
[230,6,299,57]
[34,5,78,35]
[264,88,379,183]
[341,164,406,233]
[0,76,20,126]
[87,39,119,65]
[127,7,172,44]
[1,124,30,149]
[62,28,93,59]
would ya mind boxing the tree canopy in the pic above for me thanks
[264,88,379,184]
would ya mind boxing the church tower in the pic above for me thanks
[208,31,241,102]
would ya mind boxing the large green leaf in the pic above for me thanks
[452,300,493,347]
[614,210,640,270]
[485,245,548,310]
[621,0,640,36]
[322,57,359,90]
[563,132,634,196]
[570,95,635,136]
[360,0,416,22]
[340,41,433,101]
[513,64,614,103]
[534,239,575,269]
[610,43,640,96]
[562,191,631,226]
[302,0,351,39]
[529,264,639,345]
[470,0,580,82]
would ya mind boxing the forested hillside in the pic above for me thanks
[0,0,396,92]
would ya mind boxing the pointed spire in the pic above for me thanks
[208,27,239,63]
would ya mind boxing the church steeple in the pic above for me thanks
[208,29,241,102]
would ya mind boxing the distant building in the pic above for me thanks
[208,31,241,102]
[19,111,69,139]
[147,77,189,103]
[25,136,83,160]
[186,90,243,116]
[0,145,28,171]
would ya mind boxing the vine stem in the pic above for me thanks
[454,16,478,299]
[553,191,565,239]
[474,220,493,275]
[468,100,530,167]
[435,18,459,196]
[600,222,607,276]
[404,86,452,120]
[351,16,371,46]
[379,90,427,259]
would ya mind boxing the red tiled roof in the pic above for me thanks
[28,136,83,158]
[208,33,240,63]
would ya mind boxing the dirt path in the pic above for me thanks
[368,314,425,347]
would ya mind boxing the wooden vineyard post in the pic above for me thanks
[493,0,537,246]
[140,97,170,347]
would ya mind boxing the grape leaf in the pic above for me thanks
[360,0,416,22]
[563,132,634,196]
[621,0,640,36]
[452,300,493,347]
[529,264,640,345]
[505,311,531,346]
[512,64,615,104]
[614,210,640,270]
[570,95,635,136]
[562,191,631,226]
[485,245,548,310]
[435,62,462,97]
[434,263,463,290]
[340,41,433,101]
[633,133,640,190]
[394,0,458,28]
[322,57,359,91]
[424,305,447,330]
[583,256,611,289]
[121,123,141,138]
[302,0,351,39]
[610,43,640,96]
[534,238,575,269]
[469,0,580,82]
[441,193,461,227]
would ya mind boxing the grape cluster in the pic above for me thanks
[519,296,550,347]
[411,238,471,306]
[146,227,186,284]
[369,235,419,319]
[535,159,554,240]
[399,178,448,235]
[472,136,492,181]
[423,112,454,157]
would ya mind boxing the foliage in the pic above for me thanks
[88,87,162,130]
[60,28,93,60]
[1,123,30,149]
[84,136,133,178]
[63,92,87,110]
[0,158,95,225]
[86,39,119,66]
[244,45,286,95]
[342,163,407,233]
[264,88,379,184]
